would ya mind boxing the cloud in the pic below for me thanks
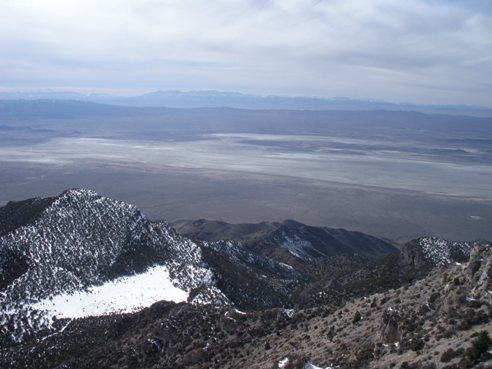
[0,0,491,105]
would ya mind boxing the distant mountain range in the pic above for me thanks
[1,90,492,117]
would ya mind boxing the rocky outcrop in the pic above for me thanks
[467,244,492,299]
[400,237,477,269]
[380,308,402,344]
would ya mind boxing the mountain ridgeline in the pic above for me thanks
[2,90,492,117]
[0,189,490,369]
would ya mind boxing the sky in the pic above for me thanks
[0,0,491,106]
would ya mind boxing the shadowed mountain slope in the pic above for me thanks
[173,218,398,260]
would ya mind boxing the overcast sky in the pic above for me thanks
[0,0,491,106]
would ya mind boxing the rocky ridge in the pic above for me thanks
[1,244,490,369]
[0,189,489,368]
[0,189,227,344]
[400,237,475,269]
[173,219,398,261]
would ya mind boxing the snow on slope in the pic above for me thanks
[32,265,187,319]
[417,237,473,266]
[0,189,228,344]
[278,232,314,258]
[0,188,152,304]
[278,357,331,369]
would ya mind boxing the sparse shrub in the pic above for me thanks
[467,299,482,309]
[410,337,424,352]
[428,292,440,304]
[440,348,464,363]
[354,341,374,364]
[352,311,362,324]
[466,330,490,363]
[405,319,416,332]
[401,360,430,369]
[422,363,436,369]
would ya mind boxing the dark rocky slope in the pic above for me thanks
[1,189,489,369]
[173,219,398,260]
[1,245,490,369]
[0,189,227,345]
[0,196,57,237]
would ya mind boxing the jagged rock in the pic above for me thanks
[380,308,402,344]
[400,239,429,269]
[467,245,492,299]
[400,237,477,269]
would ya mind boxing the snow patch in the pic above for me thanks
[283,308,296,318]
[279,262,294,270]
[278,357,289,368]
[32,265,187,319]
[278,232,313,259]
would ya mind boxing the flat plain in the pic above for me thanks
[1,102,491,242]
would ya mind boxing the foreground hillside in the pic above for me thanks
[0,189,490,368]
[1,245,490,369]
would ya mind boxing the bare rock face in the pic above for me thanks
[467,244,492,299]
[400,237,476,269]
[380,308,402,344]
[400,239,429,269]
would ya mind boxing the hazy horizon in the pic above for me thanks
[2,89,492,110]
[1,0,491,107]
[1,1,491,241]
